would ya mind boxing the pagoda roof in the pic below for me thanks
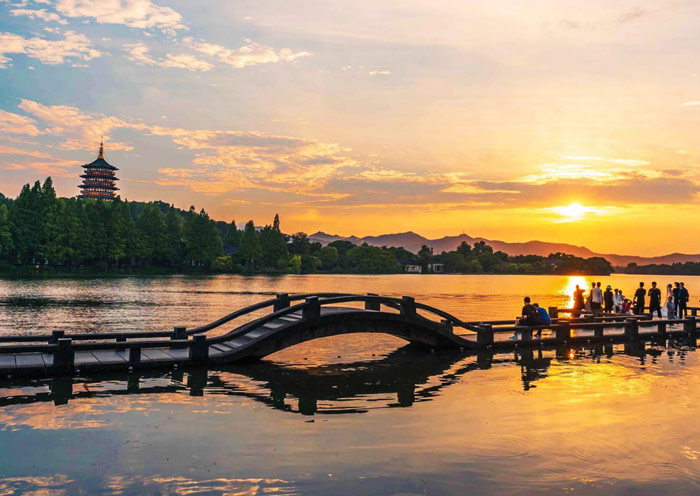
[82,157,118,171]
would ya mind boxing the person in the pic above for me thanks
[591,282,603,316]
[648,281,662,318]
[673,282,681,318]
[665,296,676,318]
[533,303,551,338]
[621,298,632,314]
[666,283,673,302]
[613,289,624,314]
[511,296,539,339]
[633,282,646,315]
[604,285,614,313]
[573,285,585,318]
[679,282,689,318]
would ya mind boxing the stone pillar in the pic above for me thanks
[189,335,209,362]
[549,307,559,319]
[365,293,381,311]
[54,338,74,369]
[400,296,416,317]
[129,347,141,364]
[555,322,570,342]
[50,330,65,344]
[477,324,494,347]
[302,296,320,322]
[625,319,639,339]
[274,293,290,312]
[441,319,454,335]
[172,326,187,340]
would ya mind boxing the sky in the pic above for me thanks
[0,0,699,256]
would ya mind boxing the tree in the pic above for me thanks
[272,213,280,231]
[224,220,241,247]
[0,204,13,261]
[319,246,339,270]
[240,220,262,269]
[289,232,311,255]
[259,222,288,269]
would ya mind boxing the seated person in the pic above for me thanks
[621,298,632,314]
[533,303,551,338]
[511,297,539,339]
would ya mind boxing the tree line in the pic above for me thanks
[621,262,700,276]
[0,177,613,276]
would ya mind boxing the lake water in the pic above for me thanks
[1,274,700,495]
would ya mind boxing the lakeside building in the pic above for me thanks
[78,139,119,201]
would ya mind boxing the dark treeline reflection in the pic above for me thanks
[0,340,695,414]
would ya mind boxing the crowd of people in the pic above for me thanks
[571,281,690,318]
[511,281,692,339]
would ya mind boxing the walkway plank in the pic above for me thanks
[15,353,45,369]
[75,351,100,366]
[141,349,173,361]
[91,350,127,364]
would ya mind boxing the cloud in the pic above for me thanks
[17,99,132,151]
[369,70,391,76]
[561,155,650,166]
[0,145,80,176]
[182,38,311,69]
[55,0,185,35]
[125,42,213,71]
[0,109,42,135]
[0,30,102,67]
[682,101,700,107]
[10,8,68,24]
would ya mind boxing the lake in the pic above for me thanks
[0,274,699,495]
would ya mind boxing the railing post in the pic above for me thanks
[693,308,698,317]
[477,324,494,347]
[441,319,454,335]
[400,296,416,318]
[549,307,559,320]
[594,324,604,339]
[658,322,667,338]
[50,330,65,344]
[274,293,290,312]
[54,338,74,369]
[555,322,570,342]
[302,296,320,322]
[116,334,126,351]
[129,347,141,364]
[520,326,533,342]
[625,319,639,339]
[365,293,381,311]
[686,316,697,334]
[172,326,187,340]
[189,335,209,362]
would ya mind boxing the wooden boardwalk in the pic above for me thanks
[0,293,697,378]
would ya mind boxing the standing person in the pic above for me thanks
[613,289,624,313]
[648,281,662,318]
[673,282,681,318]
[679,282,689,318]
[633,282,646,315]
[511,296,539,339]
[666,283,673,302]
[665,296,676,318]
[591,282,603,316]
[532,303,551,338]
[603,285,614,314]
[573,285,585,318]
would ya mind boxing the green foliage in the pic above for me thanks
[240,220,262,269]
[0,177,614,276]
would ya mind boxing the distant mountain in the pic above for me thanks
[308,231,700,267]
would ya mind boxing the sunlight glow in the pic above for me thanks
[551,202,595,220]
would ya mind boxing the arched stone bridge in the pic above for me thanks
[0,292,697,378]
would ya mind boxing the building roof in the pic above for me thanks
[82,157,118,171]
[82,138,118,170]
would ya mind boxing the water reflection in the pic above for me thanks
[1,341,695,416]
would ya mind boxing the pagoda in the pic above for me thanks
[78,138,119,201]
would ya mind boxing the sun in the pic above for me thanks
[548,202,595,222]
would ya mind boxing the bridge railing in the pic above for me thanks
[0,292,361,346]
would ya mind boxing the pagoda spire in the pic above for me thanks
[98,136,104,159]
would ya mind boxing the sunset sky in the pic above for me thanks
[1,0,699,256]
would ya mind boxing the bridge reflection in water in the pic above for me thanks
[0,340,693,415]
